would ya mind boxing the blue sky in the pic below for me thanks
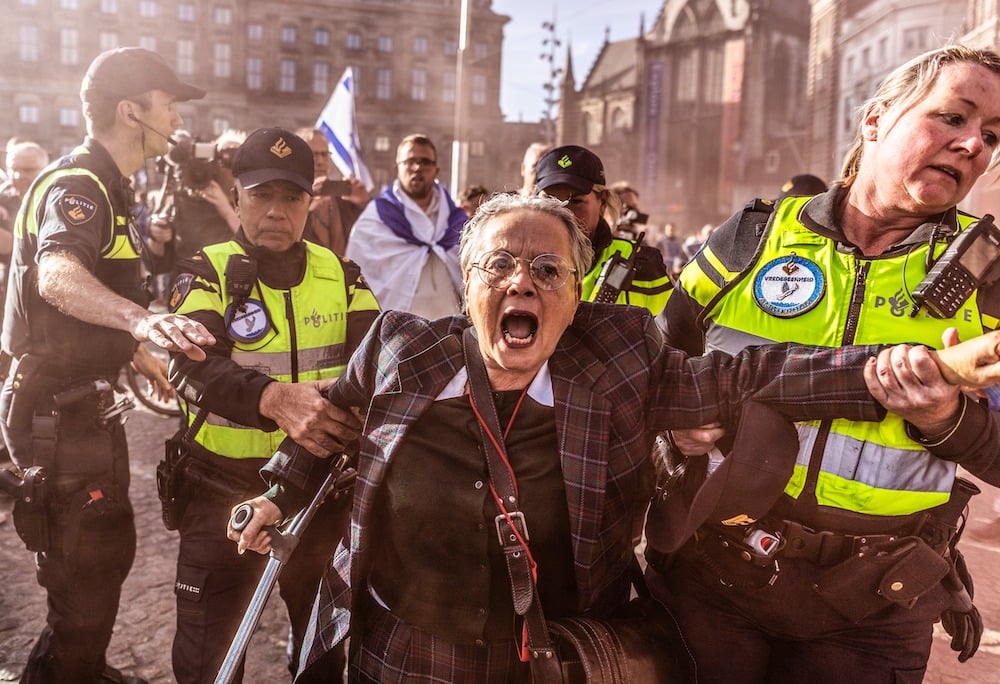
[492,0,664,122]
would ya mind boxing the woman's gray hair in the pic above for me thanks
[459,193,594,281]
[840,45,1000,179]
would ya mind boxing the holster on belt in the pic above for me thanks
[812,477,980,623]
[157,424,259,531]
[813,535,950,622]
[5,354,59,469]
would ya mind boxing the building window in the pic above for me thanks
[280,59,296,92]
[213,43,231,78]
[315,28,330,46]
[376,68,391,99]
[19,25,39,61]
[378,36,392,52]
[177,3,195,21]
[214,6,232,24]
[177,40,195,76]
[703,46,723,104]
[473,42,488,60]
[346,31,362,50]
[139,0,156,18]
[877,36,888,64]
[413,36,427,54]
[313,62,329,95]
[99,32,118,51]
[411,69,427,101]
[139,36,156,52]
[470,140,485,156]
[247,23,263,41]
[374,135,390,152]
[444,40,457,57]
[471,74,486,105]
[247,57,263,90]
[19,104,40,124]
[903,27,929,51]
[60,28,79,65]
[282,25,297,44]
[677,49,698,103]
[212,118,230,136]
[442,71,456,103]
[100,0,117,13]
[59,107,79,127]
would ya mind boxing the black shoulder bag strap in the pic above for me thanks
[461,327,562,679]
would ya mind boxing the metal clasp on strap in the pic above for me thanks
[496,510,530,546]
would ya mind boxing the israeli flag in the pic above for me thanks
[316,67,373,189]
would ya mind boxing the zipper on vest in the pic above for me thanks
[284,290,298,382]
[841,260,870,346]
[801,260,871,511]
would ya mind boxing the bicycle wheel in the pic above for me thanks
[125,344,183,417]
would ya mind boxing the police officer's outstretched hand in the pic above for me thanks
[259,380,362,458]
[133,312,215,361]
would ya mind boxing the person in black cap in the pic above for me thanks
[533,145,672,314]
[0,47,213,684]
[164,127,379,683]
[775,173,828,201]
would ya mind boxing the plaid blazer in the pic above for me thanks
[267,302,883,677]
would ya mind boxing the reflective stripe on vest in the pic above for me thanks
[581,237,672,315]
[683,195,982,516]
[178,241,352,459]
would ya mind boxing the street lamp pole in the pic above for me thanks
[450,0,471,198]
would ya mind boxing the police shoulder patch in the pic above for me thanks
[169,273,195,312]
[59,194,99,226]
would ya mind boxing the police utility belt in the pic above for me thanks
[687,477,979,622]
[5,354,133,476]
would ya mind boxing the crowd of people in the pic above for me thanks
[3,42,1000,684]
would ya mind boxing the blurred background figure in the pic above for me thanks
[775,173,828,201]
[0,140,49,309]
[458,183,490,216]
[655,222,685,279]
[518,141,551,196]
[681,222,715,262]
[298,127,370,256]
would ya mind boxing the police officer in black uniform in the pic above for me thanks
[0,48,214,684]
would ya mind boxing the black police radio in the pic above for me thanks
[128,111,178,145]
[910,214,1000,318]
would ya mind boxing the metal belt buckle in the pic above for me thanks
[496,510,530,546]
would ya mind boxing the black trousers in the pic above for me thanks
[646,548,949,684]
[171,463,347,684]
[15,421,135,684]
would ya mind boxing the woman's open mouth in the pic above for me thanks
[501,313,538,346]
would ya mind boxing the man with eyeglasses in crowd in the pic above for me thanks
[346,133,467,318]
[297,128,370,257]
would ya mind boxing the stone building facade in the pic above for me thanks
[1,0,533,194]
[558,0,814,232]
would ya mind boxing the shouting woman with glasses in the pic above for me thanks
[229,193,1000,682]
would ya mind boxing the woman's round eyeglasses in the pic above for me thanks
[471,250,575,291]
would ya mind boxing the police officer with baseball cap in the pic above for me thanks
[1,47,212,684]
[164,127,379,683]
[534,145,672,314]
